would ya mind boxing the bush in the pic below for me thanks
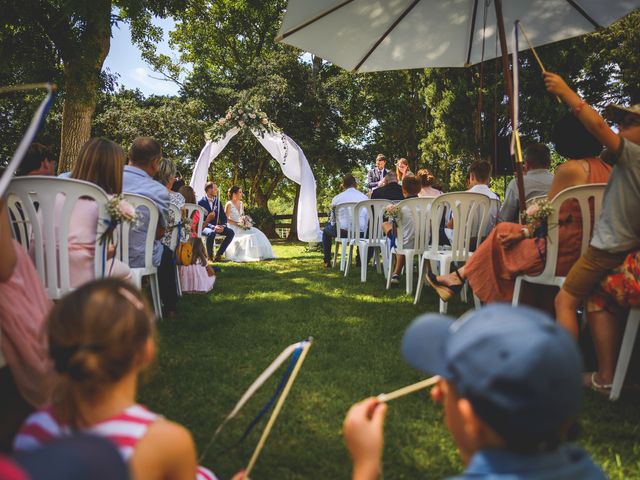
[244,206,275,232]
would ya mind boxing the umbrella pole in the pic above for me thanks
[494,0,526,221]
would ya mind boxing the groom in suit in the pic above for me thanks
[199,181,235,262]
[365,154,388,193]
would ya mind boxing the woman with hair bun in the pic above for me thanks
[223,186,275,262]
[416,168,442,197]
[13,279,217,480]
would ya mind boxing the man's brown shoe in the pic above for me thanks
[214,255,227,263]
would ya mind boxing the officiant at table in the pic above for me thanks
[365,154,388,193]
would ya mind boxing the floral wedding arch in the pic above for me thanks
[189,105,322,242]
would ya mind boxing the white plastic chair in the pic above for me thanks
[345,199,389,282]
[610,308,639,401]
[331,202,356,271]
[511,184,607,305]
[167,203,183,297]
[414,192,492,313]
[6,176,110,300]
[386,197,434,294]
[184,203,207,237]
[117,193,162,319]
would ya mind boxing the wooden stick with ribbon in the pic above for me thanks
[245,338,313,477]
[377,376,440,403]
[518,23,561,104]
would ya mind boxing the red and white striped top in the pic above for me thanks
[14,404,216,480]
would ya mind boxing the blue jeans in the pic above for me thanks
[203,225,235,258]
[322,223,361,263]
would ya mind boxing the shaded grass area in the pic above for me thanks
[139,242,640,479]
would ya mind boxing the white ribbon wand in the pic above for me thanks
[245,338,313,477]
[377,376,440,403]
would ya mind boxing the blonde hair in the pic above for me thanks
[396,158,410,182]
[71,138,124,194]
[47,279,155,428]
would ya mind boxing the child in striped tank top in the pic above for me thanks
[13,278,216,480]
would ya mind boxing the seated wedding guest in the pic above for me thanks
[395,158,413,185]
[0,199,53,450]
[343,305,606,480]
[416,168,442,197]
[371,171,404,201]
[463,160,500,235]
[155,158,187,249]
[322,174,367,268]
[122,137,177,317]
[171,176,185,193]
[365,154,388,193]
[13,279,216,480]
[16,143,56,176]
[583,250,639,393]
[65,138,133,287]
[499,143,554,223]
[198,181,234,262]
[544,72,640,340]
[427,114,610,306]
[383,175,422,286]
[176,185,217,291]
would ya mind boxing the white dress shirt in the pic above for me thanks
[331,187,368,232]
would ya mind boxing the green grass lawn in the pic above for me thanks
[139,242,640,479]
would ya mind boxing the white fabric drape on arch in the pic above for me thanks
[189,128,322,242]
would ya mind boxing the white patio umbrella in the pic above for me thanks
[278,0,639,214]
[277,0,639,72]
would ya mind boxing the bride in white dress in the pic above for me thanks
[224,186,275,262]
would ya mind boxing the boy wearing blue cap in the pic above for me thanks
[343,305,606,479]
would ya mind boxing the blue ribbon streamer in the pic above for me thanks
[224,345,303,453]
[101,218,119,278]
[388,219,397,249]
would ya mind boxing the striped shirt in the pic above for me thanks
[14,404,216,480]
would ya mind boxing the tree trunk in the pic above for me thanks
[58,76,96,173]
[56,1,111,173]
[287,184,301,241]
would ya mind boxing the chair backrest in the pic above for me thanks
[540,183,606,279]
[6,176,110,299]
[526,194,547,207]
[429,192,492,261]
[167,203,181,250]
[354,199,389,244]
[116,193,160,270]
[334,202,357,240]
[184,203,207,237]
[396,197,435,251]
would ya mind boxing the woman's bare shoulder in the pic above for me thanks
[132,418,197,480]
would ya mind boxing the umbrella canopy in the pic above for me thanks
[278,0,639,72]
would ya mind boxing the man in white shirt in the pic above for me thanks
[499,143,554,223]
[445,160,500,243]
[322,174,368,268]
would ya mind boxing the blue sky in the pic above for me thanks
[104,17,182,97]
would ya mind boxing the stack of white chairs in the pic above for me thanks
[6,177,110,300]
[385,197,435,294]
[331,202,357,271]
[414,192,492,313]
[345,199,389,282]
[511,184,607,305]
[117,193,162,319]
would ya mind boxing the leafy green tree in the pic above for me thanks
[2,0,184,172]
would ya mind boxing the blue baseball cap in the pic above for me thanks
[401,305,583,444]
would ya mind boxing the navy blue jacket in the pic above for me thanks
[198,196,228,226]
